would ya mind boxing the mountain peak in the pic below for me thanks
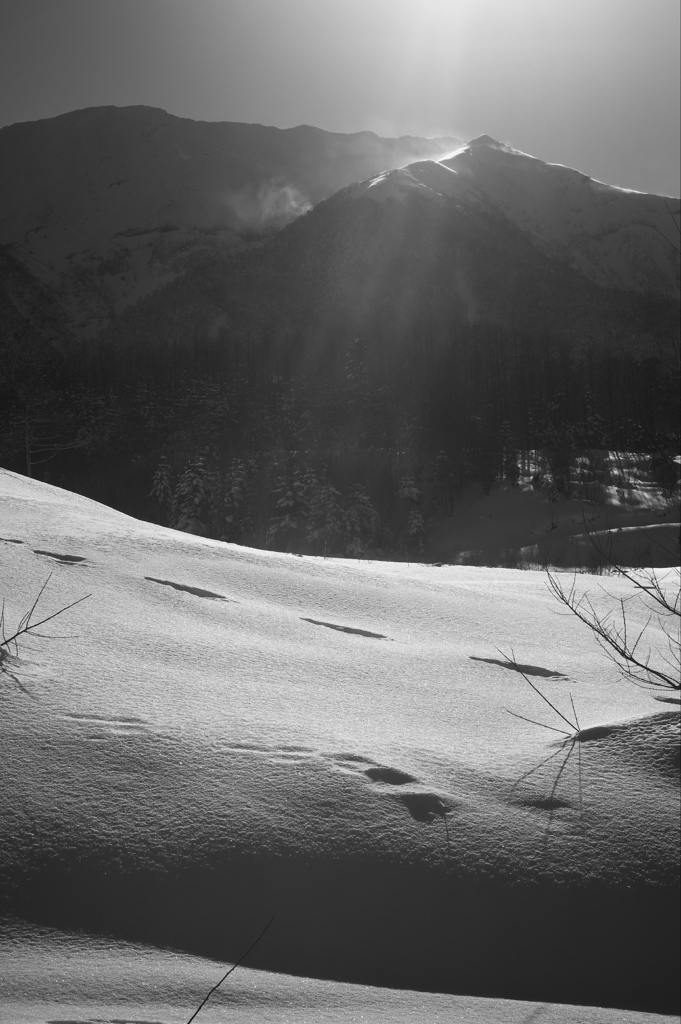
[468,134,504,149]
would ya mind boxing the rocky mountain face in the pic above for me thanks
[0,105,461,341]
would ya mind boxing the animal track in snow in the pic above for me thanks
[46,1019,165,1024]
[301,617,388,639]
[64,713,149,739]
[65,712,147,724]
[364,765,418,785]
[33,549,86,564]
[144,577,231,600]
[209,743,453,822]
[399,791,452,822]
[469,656,568,678]
[332,752,375,765]
[218,741,317,763]
[519,795,573,811]
[575,725,613,742]
[326,753,453,821]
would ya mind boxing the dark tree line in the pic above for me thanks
[1,306,678,559]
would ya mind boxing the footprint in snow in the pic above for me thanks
[217,741,317,764]
[328,754,453,822]
[301,617,388,639]
[144,577,231,600]
[33,549,86,564]
[46,1019,165,1023]
[399,791,452,822]
[364,765,418,784]
[209,744,453,823]
[64,713,149,740]
[469,656,568,679]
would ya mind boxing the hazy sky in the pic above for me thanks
[0,0,679,195]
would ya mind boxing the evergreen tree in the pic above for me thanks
[396,475,424,556]
[432,450,455,514]
[266,465,309,550]
[172,456,208,534]
[307,476,344,555]
[149,454,174,524]
[500,422,520,488]
[344,485,381,557]
[223,457,256,541]
[405,506,425,556]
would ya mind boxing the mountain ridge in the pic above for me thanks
[0,104,463,338]
[1,106,678,352]
[344,136,680,297]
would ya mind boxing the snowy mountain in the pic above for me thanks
[0,105,461,338]
[85,130,679,375]
[1,468,679,1019]
[1,109,678,352]
[351,135,680,296]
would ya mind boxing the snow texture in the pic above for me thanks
[0,468,679,1018]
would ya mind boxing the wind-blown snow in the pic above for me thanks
[0,468,679,1018]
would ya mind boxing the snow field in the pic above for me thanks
[0,468,679,1015]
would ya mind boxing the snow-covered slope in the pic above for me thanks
[1,469,678,1018]
[352,136,680,295]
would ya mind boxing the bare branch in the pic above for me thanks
[546,521,680,691]
[0,577,91,666]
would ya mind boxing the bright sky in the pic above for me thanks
[0,0,679,196]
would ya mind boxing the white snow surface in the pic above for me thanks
[0,469,679,1018]
[353,136,680,295]
[1,920,676,1024]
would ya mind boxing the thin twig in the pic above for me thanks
[0,575,90,663]
[185,915,276,1024]
[504,708,572,736]
[497,647,578,730]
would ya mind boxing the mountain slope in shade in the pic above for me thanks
[348,135,681,296]
[150,156,673,372]
[0,105,461,336]
[1,468,678,1015]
